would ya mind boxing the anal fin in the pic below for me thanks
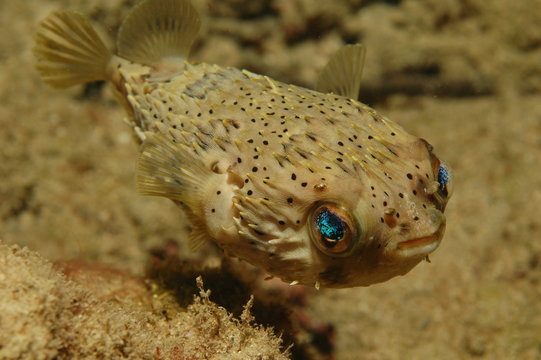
[315,44,366,100]
[170,200,209,252]
[187,218,210,252]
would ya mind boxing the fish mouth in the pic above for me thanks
[395,221,446,258]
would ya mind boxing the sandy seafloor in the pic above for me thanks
[1,0,541,359]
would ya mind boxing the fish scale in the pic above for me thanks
[33,0,452,288]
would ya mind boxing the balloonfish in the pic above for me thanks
[33,0,452,288]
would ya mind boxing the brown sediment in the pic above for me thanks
[0,243,288,359]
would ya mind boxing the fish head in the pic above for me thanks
[230,111,452,288]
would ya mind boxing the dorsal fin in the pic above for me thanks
[117,0,201,66]
[315,44,366,100]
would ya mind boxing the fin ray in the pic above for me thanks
[117,0,201,65]
[34,11,111,88]
[137,133,211,209]
[137,134,214,252]
[188,221,210,252]
[315,44,366,100]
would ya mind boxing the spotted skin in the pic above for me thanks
[33,0,452,288]
[121,62,450,287]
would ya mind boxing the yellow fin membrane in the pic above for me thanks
[137,134,209,205]
[187,220,210,252]
[33,11,111,88]
[137,134,212,250]
[117,0,201,66]
[315,44,366,100]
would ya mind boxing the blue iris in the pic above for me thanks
[317,209,345,242]
[437,165,451,196]
[438,165,449,188]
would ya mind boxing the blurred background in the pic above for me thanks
[1,0,540,359]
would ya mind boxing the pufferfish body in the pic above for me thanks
[33,0,452,288]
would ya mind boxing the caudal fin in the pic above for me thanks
[117,0,201,65]
[33,11,112,88]
[34,0,201,87]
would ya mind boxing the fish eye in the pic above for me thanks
[430,154,453,198]
[434,161,453,198]
[437,163,450,190]
[309,203,358,256]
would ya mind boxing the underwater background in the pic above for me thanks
[1,0,540,359]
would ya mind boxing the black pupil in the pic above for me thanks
[316,209,345,247]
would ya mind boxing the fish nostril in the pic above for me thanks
[419,138,434,153]
[428,208,445,227]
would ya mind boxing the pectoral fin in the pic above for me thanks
[137,133,212,250]
[315,44,366,100]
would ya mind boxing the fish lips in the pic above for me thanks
[392,218,446,259]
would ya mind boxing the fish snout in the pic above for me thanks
[393,209,446,258]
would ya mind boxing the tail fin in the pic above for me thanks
[117,0,201,66]
[33,11,112,88]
